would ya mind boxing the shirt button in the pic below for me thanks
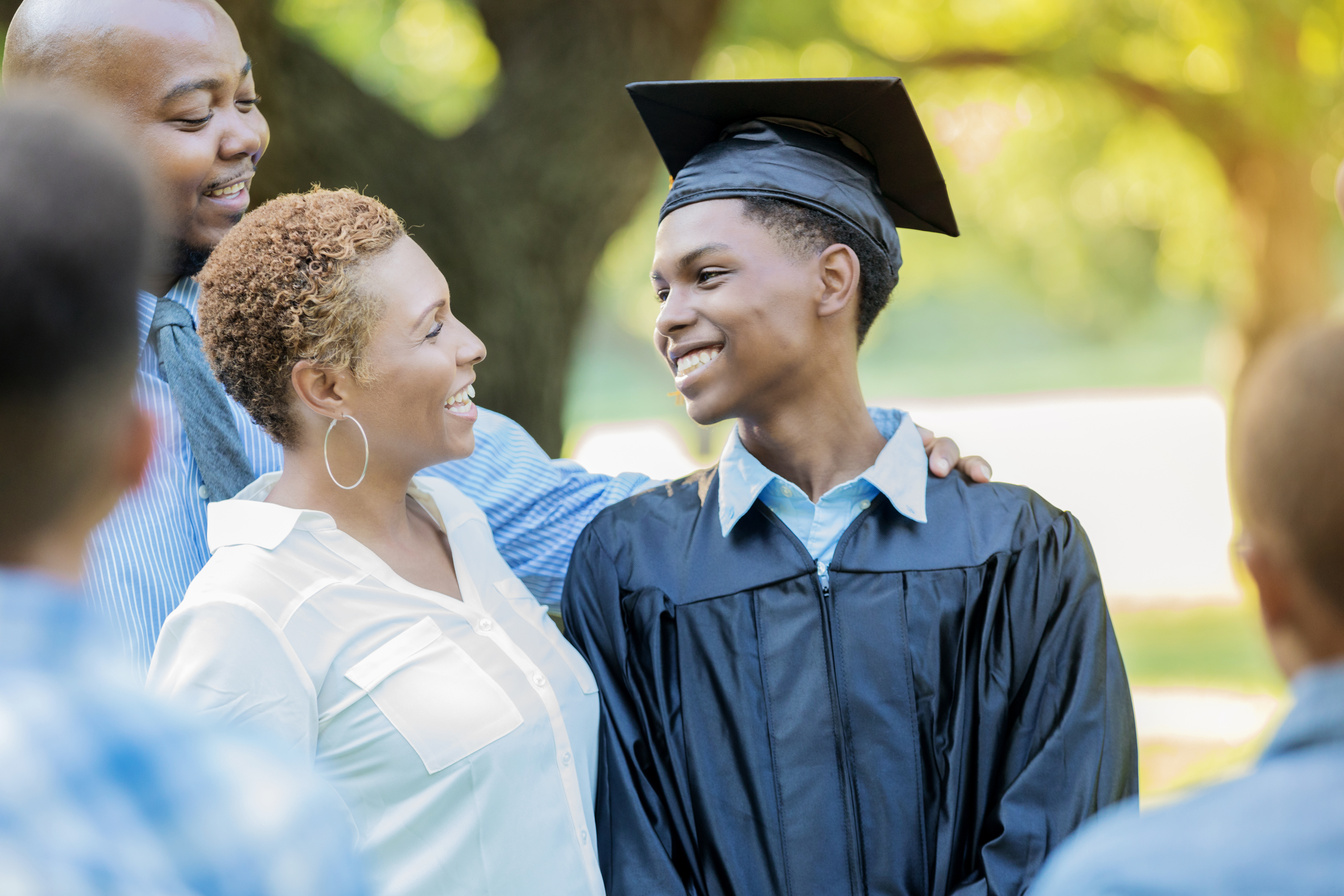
[198,484,210,500]
[561,751,572,766]
[781,486,793,498]
[531,672,548,689]
[860,499,871,510]
[476,618,495,634]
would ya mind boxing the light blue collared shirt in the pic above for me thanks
[717,409,928,584]
[84,279,652,674]
[1030,660,1344,895]
[0,566,367,895]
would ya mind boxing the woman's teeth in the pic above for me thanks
[205,182,245,198]
[675,347,721,380]
[445,384,476,409]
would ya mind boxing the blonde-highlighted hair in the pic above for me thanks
[198,188,405,448]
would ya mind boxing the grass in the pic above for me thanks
[1110,598,1281,692]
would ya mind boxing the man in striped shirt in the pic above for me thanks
[1,0,984,676]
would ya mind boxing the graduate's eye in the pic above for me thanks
[697,269,726,286]
[654,287,669,304]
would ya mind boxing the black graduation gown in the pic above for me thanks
[562,468,1137,896]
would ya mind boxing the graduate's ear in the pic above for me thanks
[291,359,354,420]
[816,243,861,321]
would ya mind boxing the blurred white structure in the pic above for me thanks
[569,387,1239,606]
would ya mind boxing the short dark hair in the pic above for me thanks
[739,196,898,344]
[0,97,150,544]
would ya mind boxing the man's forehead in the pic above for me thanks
[8,0,243,85]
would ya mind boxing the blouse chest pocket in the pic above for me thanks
[345,617,523,774]
[494,578,599,696]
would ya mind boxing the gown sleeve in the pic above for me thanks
[957,511,1138,895]
[562,525,697,896]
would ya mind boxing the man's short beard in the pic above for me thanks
[169,211,244,282]
[170,240,214,281]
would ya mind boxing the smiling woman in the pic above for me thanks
[146,188,604,896]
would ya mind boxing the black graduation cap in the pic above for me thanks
[627,78,958,280]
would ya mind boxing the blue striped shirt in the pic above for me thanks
[85,279,651,674]
[0,566,368,896]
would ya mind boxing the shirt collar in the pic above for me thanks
[717,408,929,537]
[1262,659,1344,760]
[137,276,201,350]
[206,473,483,553]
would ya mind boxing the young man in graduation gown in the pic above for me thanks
[562,78,1138,896]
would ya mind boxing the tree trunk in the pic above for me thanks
[1225,144,1332,372]
[1,0,725,454]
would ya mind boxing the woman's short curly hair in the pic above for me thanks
[197,188,405,449]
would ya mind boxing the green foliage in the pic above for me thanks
[678,0,1344,345]
[276,0,498,137]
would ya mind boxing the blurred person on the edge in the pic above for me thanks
[0,97,366,896]
[1030,163,1344,893]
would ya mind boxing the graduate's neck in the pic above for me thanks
[736,376,884,504]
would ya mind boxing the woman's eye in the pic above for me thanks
[177,114,212,127]
[237,96,261,110]
[427,321,444,339]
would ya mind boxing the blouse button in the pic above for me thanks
[561,751,572,767]
[579,829,590,845]
[531,672,548,689]
[476,618,495,634]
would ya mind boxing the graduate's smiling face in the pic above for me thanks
[652,199,823,426]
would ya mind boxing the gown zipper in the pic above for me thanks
[816,558,867,895]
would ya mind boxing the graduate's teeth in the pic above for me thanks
[205,182,245,198]
[675,347,721,378]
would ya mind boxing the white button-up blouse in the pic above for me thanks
[147,474,603,896]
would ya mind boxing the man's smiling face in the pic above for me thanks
[104,2,268,276]
[9,0,271,281]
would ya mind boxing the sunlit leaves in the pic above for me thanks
[276,0,498,137]
[836,0,1078,60]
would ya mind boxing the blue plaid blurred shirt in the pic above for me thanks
[0,566,368,896]
[85,279,652,674]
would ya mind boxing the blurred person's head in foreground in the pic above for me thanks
[0,96,154,577]
[2,0,269,296]
[197,188,485,489]
[1233,322,1344,677]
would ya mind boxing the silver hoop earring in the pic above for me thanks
[324,414,369,490]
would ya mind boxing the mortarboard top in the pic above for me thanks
[627,78,958,280]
